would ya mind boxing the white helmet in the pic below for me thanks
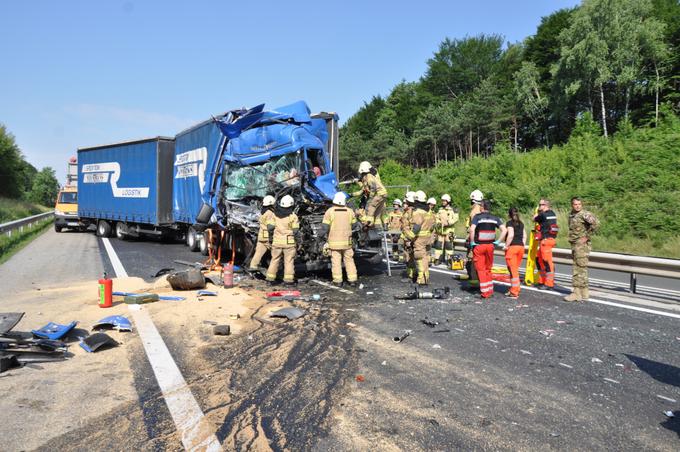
[441,194,451,203]
[332,192,347,206]
[405,192,416,204]
[279,195,295,208]
[393,199,402,207]
[358,161,372,174]
[427,197,436,206]
[415,191,427,203]
[262,195,275,207]
[470,189,484,203]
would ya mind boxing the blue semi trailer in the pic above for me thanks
[77,101,370,268]
[78,137,177,239]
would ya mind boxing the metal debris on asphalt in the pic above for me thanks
[421,319,439,327]
[393,330,411,343]
[657,395,677,403]
[79,333,118,353]
[664,411,675,418]
[539,329,555,338]
[432,344,442,349]
[166,268,206,290]
[269,307,306,320]
[591,357,603,363]
[92,316,132,332]
[31,321,78,340]
[0,312,24,335]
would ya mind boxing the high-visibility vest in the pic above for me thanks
[322,206,356,250]
[271,213,299,248]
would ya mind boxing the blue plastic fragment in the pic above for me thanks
[92,315,132,332]
[31,321,78,340]
[197,290,217,296]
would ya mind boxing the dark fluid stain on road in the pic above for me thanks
[178,279,362,451]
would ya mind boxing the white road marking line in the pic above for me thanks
[485,338,499,344]
[102,237,128,277]
[657,394,677,403]
[101,237,221,451]
[603,378,620,384]
[520,350,532,355]
[421,263,680,320]
[559,362,573,369]
[311,279,354,294]
[587,298,680,319]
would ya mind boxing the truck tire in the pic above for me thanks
[54,224,62,233]
[96,220,112,238]
[187,228,200,251]
[199,233,209,256]
[115,222,128,240]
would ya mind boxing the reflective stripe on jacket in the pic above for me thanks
[271,213,299,248]
[323,206,356,250]
[257,209,275,242]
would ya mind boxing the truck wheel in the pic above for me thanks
[115,222,128,240]
[96,220,112,238]
[187,228,200,251]
[54,224,62,233]
[199,234,209,256]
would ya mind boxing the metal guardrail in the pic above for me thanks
[452,238,680,294]
[0,212,54,236]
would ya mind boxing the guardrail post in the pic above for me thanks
[629,272,637,294]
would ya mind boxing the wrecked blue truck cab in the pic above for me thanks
[174,101,342,267]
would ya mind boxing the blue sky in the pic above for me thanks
[0,0,579,182]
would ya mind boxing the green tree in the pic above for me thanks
[0,124,26,199]
[421,34,505,99]
[556,0,667,136]
[29,167,59,206]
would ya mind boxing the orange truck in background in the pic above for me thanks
[54,185,86,232]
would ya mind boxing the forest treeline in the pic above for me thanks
[339,0,680,176]
[0,124,59,213]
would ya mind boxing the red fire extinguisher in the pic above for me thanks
[222,263,234,288]
[98,272,113,308]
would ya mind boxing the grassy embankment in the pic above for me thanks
[0,197,52,264]
[373,114,680,259]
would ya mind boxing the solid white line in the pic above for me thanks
[102,237,128,278]
[588,298,680,319]
[414,261,680,320]
[101,237,221,451]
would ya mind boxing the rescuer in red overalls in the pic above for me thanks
[468,200,506,299]
[533,199,559,290]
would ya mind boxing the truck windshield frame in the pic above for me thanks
[223,151,302,200]
[58,191,78,204]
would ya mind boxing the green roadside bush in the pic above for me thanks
[376,112,680,258]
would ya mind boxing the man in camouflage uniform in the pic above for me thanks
[564,197,599,302]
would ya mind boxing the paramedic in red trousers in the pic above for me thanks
[468,200,506,299]
[533,199,559,290]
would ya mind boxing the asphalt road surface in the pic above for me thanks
[2,230,679,450]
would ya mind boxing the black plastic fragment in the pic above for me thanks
[80,333,118,353]
[0,313,24,335]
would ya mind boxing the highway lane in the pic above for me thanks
[102,236,679,450]
[3,230,678,450]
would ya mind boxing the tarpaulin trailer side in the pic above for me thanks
[78,137,175,227]
[173,117,227,226]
